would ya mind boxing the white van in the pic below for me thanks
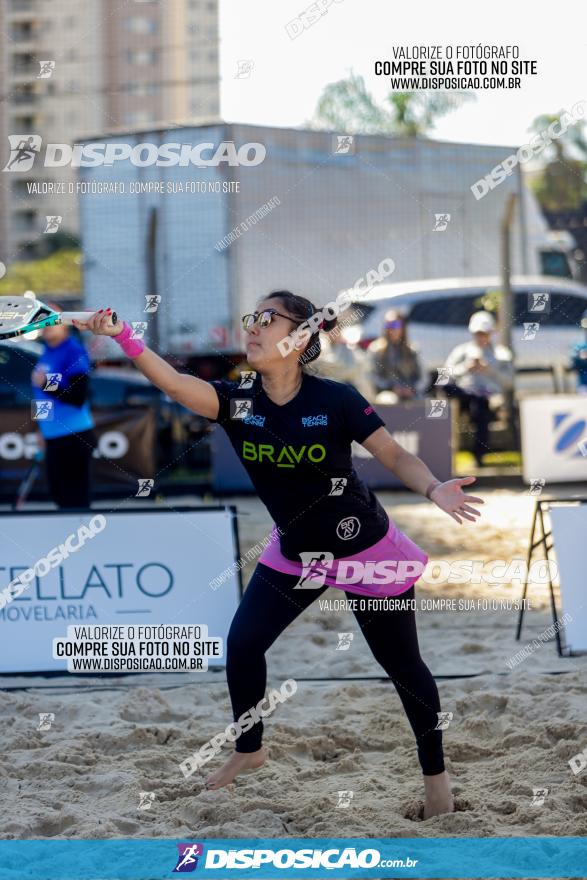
[339,275,587,389]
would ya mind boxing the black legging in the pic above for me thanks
[44,429,96,509]
[226,562,445,776]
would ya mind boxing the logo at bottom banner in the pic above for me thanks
[173,844,386,871]
[173,842,205,872]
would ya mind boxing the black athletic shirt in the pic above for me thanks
[208,372,390,560]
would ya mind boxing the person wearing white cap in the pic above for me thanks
[442,311,514,466]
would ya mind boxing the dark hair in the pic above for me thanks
[262,290,338,367]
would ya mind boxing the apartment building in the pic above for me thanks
[0,0,220,263]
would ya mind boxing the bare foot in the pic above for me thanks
[422,770,454,819]
[204,747,267,790]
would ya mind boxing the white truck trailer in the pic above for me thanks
[78,122,572,364]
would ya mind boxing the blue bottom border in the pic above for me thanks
[0,837,585,879]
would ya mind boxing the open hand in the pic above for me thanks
[430,476,484,524]
[31,368,47,388]
[72,308,123,337]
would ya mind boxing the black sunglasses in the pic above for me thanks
[242,308,295,330]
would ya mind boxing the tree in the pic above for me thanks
[0,248,81,295]
[309,71,474,136]
[44,228,81,255]
[531,160,587,212]
[527,112,587,211]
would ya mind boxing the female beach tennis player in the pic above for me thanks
[74,291,483,819]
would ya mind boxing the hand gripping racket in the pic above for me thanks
[0,294,117,340]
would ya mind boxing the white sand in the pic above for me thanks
[1,489,586,857]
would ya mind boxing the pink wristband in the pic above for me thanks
[113,321,145,358]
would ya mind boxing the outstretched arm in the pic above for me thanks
[360,426,484,524]
[72,310,220,420]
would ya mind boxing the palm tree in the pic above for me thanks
[309,71,474,137]
[529,113,587,162]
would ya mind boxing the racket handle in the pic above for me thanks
[61,310,118,325]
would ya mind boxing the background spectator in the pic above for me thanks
[31,303,97,508]
[366,309,422,401]
[314,325,372,398]
[442,311,514,466]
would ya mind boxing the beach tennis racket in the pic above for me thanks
[0,294,117,340]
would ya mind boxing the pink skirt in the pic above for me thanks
[258,519,428,598]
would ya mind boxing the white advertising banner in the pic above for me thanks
[549,504,587,654]
[520,395,587,484]
[0,508,241,673]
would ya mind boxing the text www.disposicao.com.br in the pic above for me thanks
[70,657,198,671]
